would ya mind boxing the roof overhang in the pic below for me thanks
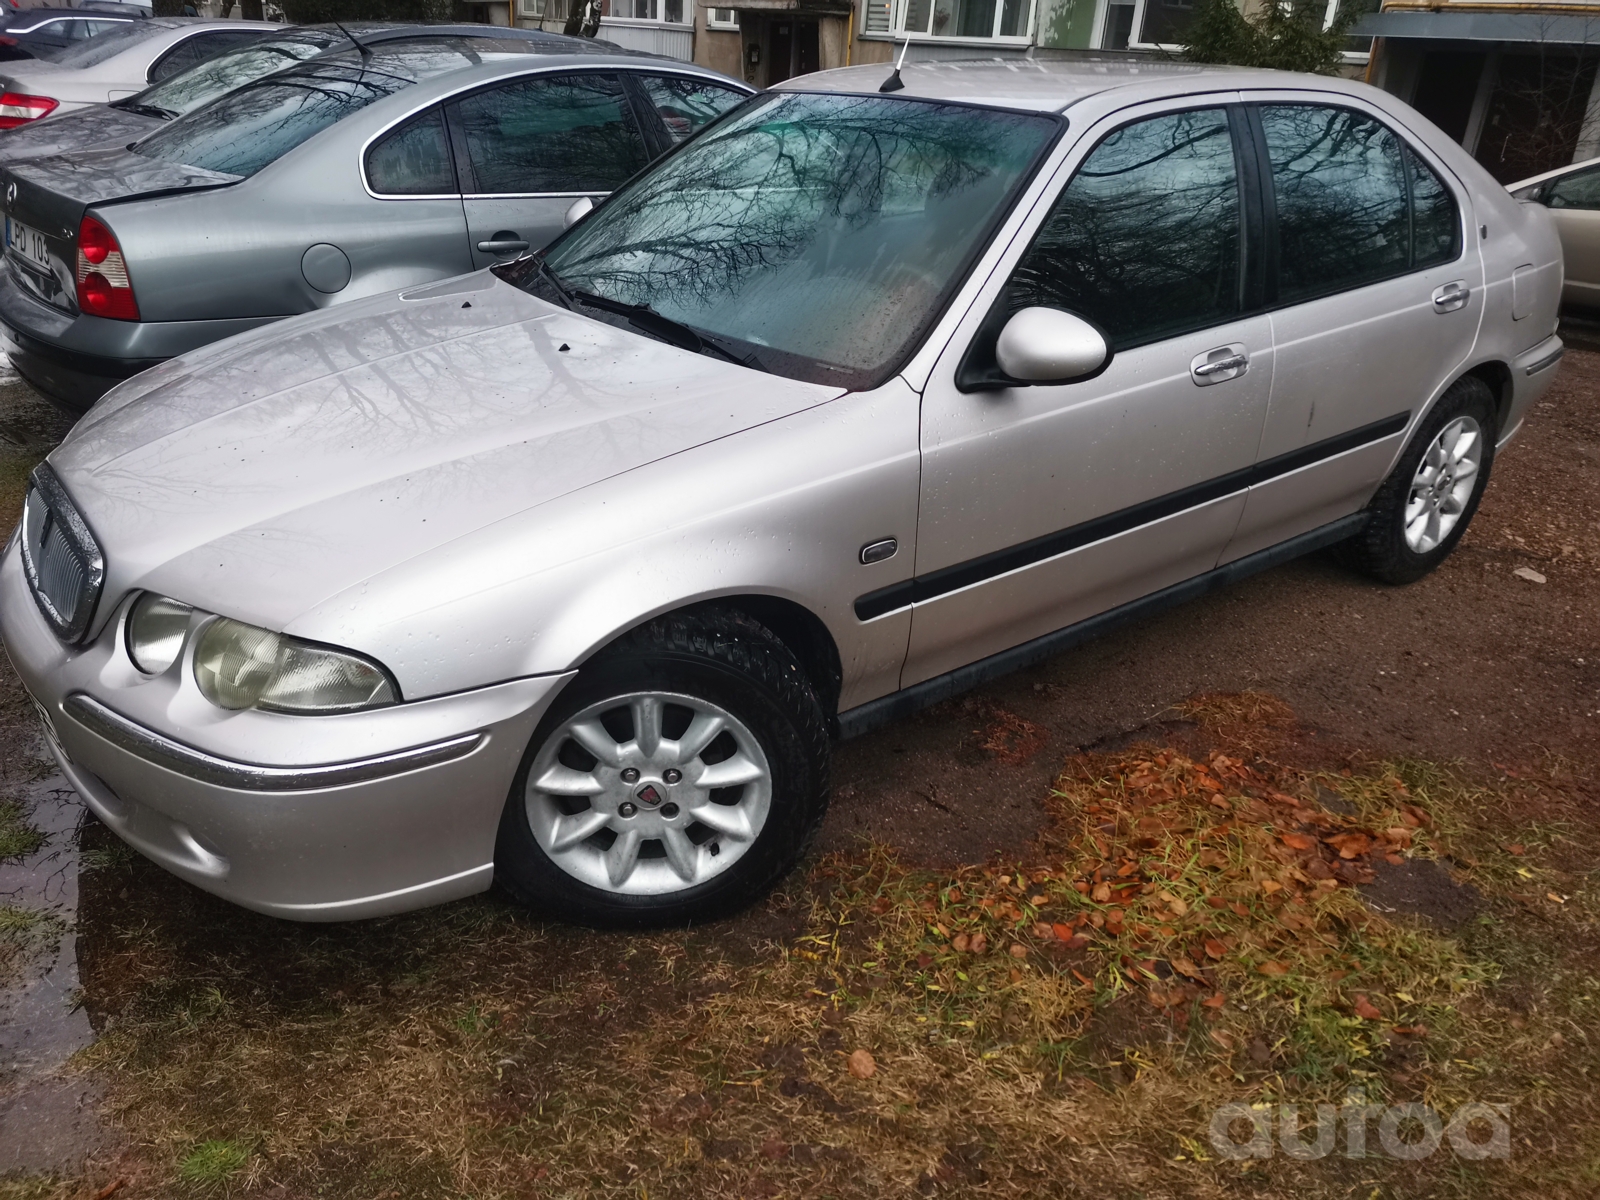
[1353,9,1600,43]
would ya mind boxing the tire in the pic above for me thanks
[494,605,830,928]
[1339,375,1498,585]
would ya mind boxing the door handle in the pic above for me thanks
[1432,280,1470,313]
[1190,344,1248,386]
[477,231,530,255]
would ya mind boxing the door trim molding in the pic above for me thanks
[854,410,1407,621]
[837,510,1370,739]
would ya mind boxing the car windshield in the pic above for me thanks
[49,20,165,68]
[530,92,1061,389]
[122,31,341,117]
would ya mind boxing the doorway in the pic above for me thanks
[766,18,819,86]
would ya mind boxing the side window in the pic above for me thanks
[1545,165,1600,211]
[67,20,98,40]
[366,107,456,196]
[637,75,746,144]
[454,73,651,194]
[36,20,72,38]
[1260,104,1457,304]
[149,32,261,83]
[1008,107,1241,350]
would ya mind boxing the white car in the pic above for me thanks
[0,16,273,126]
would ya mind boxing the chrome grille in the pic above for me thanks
[19,464,103,643]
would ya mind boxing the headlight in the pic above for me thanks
[126,592,194,675]
[193,617,398,713]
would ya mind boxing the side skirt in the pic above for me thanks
[834,512,1369,740]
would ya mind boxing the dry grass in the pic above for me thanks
[13,694,1600,1199]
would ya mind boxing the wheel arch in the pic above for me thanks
[1460,358,1514,436]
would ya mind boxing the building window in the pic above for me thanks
[708,6,739,28]
[884,0,1034,39]
[609,0,689,22]
[861,0,891,33]
[517,0,545,16]
[1115,0,1375,57]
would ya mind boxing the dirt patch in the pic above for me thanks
[1361,857,1483,931]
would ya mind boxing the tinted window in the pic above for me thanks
[456,73,649,194]
[1009,108,1240,350]
[37,20,73,37]
[638,74,747,144]
[536,92,1059,388]
[131,34,339,117]
[135,68,414,178]
[150,31,265,83]
[1546,164,1600,211]
[1262,105,1410,303]
[366,107,455,195]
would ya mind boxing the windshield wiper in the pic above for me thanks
[114,101,178,120]
[569,289,765,371]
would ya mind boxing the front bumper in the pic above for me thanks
[0,539,573,920]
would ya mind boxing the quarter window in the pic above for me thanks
[455,73,650,195]
[366,107,455,196]
[1260,104,1459,304]
[1008,108,1241,350]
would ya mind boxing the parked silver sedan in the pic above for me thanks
[0,60,1564,927]
[0,17,274,122]
[0,38,750,407]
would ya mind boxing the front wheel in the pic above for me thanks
[494,607,830,928]
[1340,375,1497,585]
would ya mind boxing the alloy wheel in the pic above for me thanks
[1403,415,1482,554]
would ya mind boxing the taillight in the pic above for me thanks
[75,215,138,321]
[0,91,57,130]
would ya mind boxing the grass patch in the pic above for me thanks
[176,1139,249,1185]
[57,694,1600,1198]
[0,797,45,860]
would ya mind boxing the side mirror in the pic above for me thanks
[564,196,594,228]
[994,307,1108,382]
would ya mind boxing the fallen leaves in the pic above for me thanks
[1353,994,1384,1020]
[1257,961,1289,977]
[1513,566,1547,584]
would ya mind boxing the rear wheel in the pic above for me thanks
[494,607,829,928]
[1340,375,1497,584]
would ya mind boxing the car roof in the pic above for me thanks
[295,37,725,87]
[2,6,139,24]
[777,57,1350,113]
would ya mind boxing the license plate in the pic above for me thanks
[4,215,52,272]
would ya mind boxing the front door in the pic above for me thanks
[905,104,1274,685]
[1223,100,1484,562]
[452,72,654,270]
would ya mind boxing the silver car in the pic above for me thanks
[0,16,275,121]
[0,60,1564,927]
[0,24,598,167]
[0,38,751,408]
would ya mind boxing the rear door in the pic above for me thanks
[1221,98,1482,562]
[450,71,653,269]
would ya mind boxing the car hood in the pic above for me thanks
[0,104,160,165]
[51,271,846,633]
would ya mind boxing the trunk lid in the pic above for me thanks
[0,105,163,168]
[0,146,235,315]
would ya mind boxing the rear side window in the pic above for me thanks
[455,72,650,194]
[50,21,161,67]
[134,69,412,178]
[1008,108,1242,351]
[149,30,265,83]
[366,107,456,196]
[1260,105,1460,305]
[637,74,747,144]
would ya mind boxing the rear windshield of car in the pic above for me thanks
[130,40,550,178]
[127,32,342,117]
[531,92,1062,391]
[49,20,166,68]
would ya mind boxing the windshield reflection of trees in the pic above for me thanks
[542,95,1055,384]
[144,43,333,114]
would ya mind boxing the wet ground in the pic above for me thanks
[0,340,1595,1189]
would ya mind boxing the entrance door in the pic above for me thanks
[768,21,794,86]
[451,72,653,269]
[906,104,1274,684]
[1223,100,1483,562]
